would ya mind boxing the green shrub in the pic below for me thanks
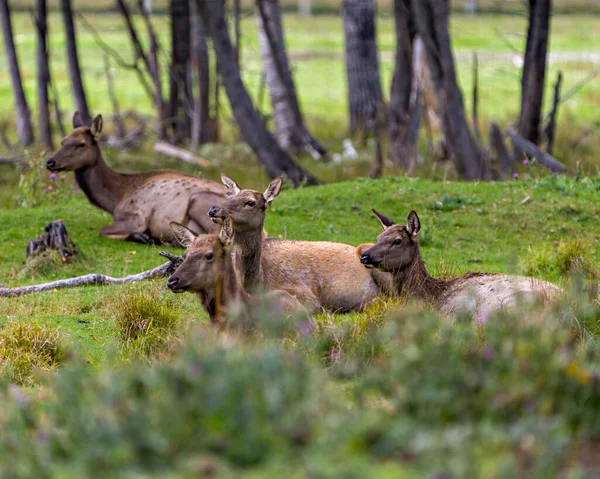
[112,286,186,359]
[520,238,598,279]
[0,321,69,386]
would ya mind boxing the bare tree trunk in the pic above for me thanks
[0,0,34,147]
[389,0,416,168]
[190,0,210,148]
[411,0,485,180]
[60,0,90,124]
[342,0,384,137]
[518,0,552,145]
[169,0,191,143]
[34,0,53,149]
[544,70,562,155]
[256,0,327,158]
[233,0,241,65]
[196,0,319,186]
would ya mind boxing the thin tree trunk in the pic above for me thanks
[60,0,90,124]
[233,0,241,65]
[342,0,384,137]
[411,0,485,180]
[196,0,319,186]
[190,0,210,148]
[389,0,415,168]
[544,70,562,155]
[35,0,52,149]
[256,0,327,158]
[0,0,34,147]
[169,0,191,143]
[518,0,552,145]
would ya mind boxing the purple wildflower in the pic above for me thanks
[512,173,519,179]
[476,310,490,325]
[481,345,495,361]
[522,159,529,166]
[49,173,56,180]
[552,173,557,179]
[73,189,80,194]
[296,320,313,337]
[9,385,29,405]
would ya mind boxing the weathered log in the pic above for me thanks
[0,253,183,298]
[506,127,567,173]
[153,141,211,168]
[26,220,78,263]
[489,122,512,180]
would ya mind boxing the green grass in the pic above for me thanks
[1,174,599,364]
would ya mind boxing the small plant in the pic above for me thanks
[520,238,598,279]
[0,321,69,386]
[112,286,186,359]
[17,151,78,207]
[429,194,482,212]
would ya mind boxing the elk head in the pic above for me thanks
[46,112,103,172]
[207,174,282,232]
[360,209,421,272]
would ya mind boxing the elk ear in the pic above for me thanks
[170,221,196,247]
[72,111,84,128]
[218,216,235,248]
[221,174,241,197]
[406,210,421,237]
[371,208,395,230]
[263,177,282,205]
[90,115,103,141]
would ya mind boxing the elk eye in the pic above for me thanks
[246,200,256,207]
[78,142,86,148]
[393,239,402,246]
[205,252,214,260]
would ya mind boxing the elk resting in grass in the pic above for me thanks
[360,209,562,320]
[46,112,226,245]
[207,174,391,313]
[166,217,309,326]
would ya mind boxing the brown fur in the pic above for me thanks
[208,175,391,313]
[360,209,562,319]
[46,112,226,245]
[166,219,309,326]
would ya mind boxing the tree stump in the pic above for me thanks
[26,220,79,264]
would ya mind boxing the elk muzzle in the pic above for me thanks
[359,252,378,269]
[45,157,57,171]
[166,275,187,293]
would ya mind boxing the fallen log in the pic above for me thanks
[153,141,211,168]
[506,127,567,173]
[0,252,183,298]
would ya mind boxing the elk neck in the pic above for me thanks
[74,147,138,214]
[392,248,451,303]
[235,224,265,291]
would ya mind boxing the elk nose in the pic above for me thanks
[359,253,370,264]
[208,206,219,217]
[45,158,56,170]
[166,276,180,290]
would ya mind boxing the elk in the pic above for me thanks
[359,209,562,319]
[166,217,309,326]
[207,175,391,313]
[46,112,226,245]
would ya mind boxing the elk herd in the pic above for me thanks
[47,113,562,326]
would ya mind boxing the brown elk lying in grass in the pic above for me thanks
[166,217,309,326]
[359,209,562,320]
[207,175,391,313]
[46,112,226,245]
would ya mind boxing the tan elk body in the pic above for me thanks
[359,209,562,319]
[46,113,226,244]
[167,218,308,325]
[207,175,391,313]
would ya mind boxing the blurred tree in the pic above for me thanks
[411,0,485,179]
[342,0,384,137]
[61,0,90,125]
[196,0,319,186]
[256,0,327,158]
[35,0,53,149]
[389,0,417,171]
[518,0,552,145]
[169,0,191,143]
[190,0,212,148]
[0,0,34,147]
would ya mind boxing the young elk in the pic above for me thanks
[359,209,562,319]
[46,112,226,245]
[207,175,391,313]
[166,217,308,326]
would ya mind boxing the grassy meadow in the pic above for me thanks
[1,4,600,478]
